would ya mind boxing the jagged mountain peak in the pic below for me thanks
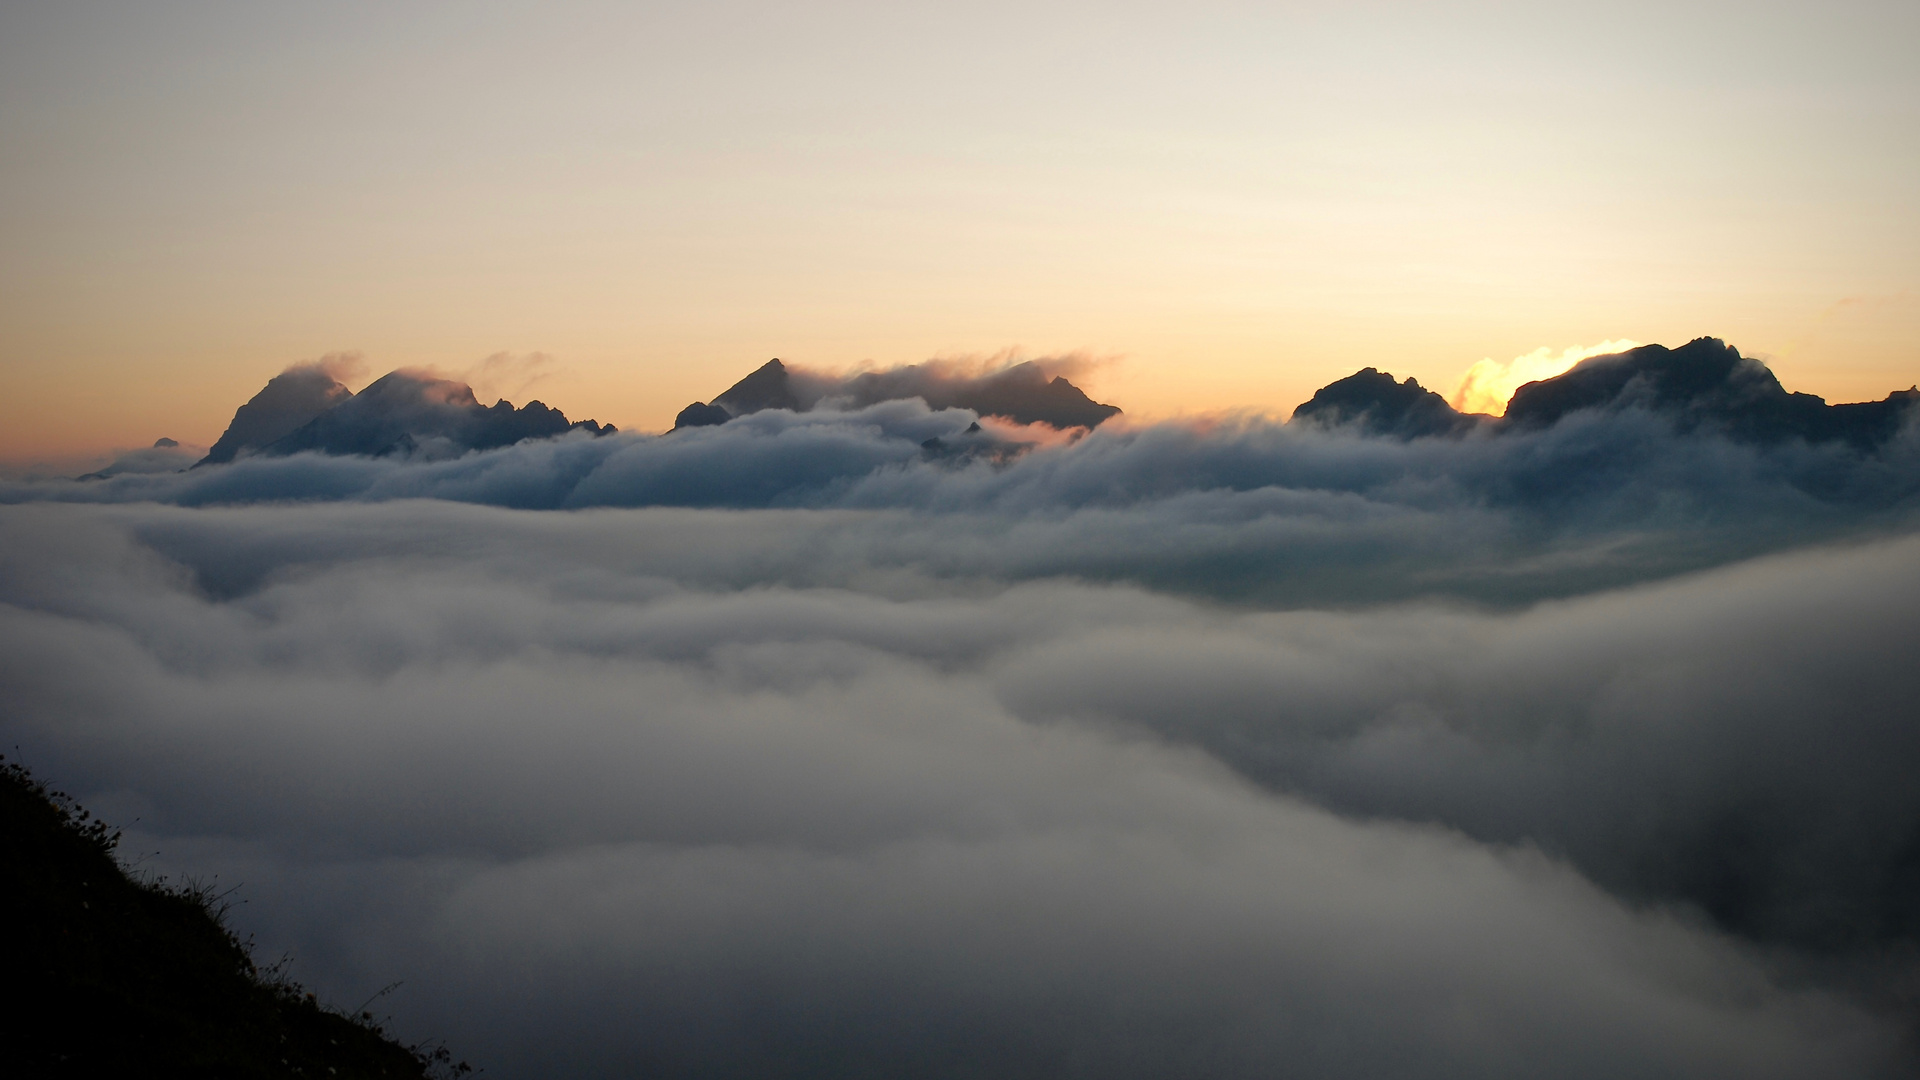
[199,366,613,464]
[1292,338,1917,450]
[199,363,354,465]
[673,357,1121,431]
[1291,368,1483,439]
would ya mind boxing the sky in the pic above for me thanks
[3,0,1917,460]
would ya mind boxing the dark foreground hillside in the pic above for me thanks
[1,757,453,1078]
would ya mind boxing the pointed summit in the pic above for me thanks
[674,359,797,429]
[198,364,352,465]
[713,359,802,416]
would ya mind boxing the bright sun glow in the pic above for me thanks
[1449,340,1642,416]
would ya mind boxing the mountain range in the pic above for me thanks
[173,338,1915,471]
[197,367,615,466]
[1293,337,1918,448]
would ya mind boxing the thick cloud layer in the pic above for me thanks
[4,343,1918,1075]
[2,501,1918,1076]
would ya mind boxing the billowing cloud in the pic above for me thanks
[2,502,1916,1077]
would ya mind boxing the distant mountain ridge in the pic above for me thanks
[1501,338,1917,447]
[675,358,1122,431]
[1294,338,1918,449]
[1289,369,1478,439]
[198,368,614,466]
[189,338,1916,469]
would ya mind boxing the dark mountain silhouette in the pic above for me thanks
[1502,337,1918,448]
[199,363,354,465]
[669,358,799,430]
[714,358,806,416]
[672,401,733,429]
[835,360,1122,428]
[1293,338,1918,449]
[1290,368,1484,438]
[200,368,614,464]
[2,756,454,1077]
[673,358,1121,431]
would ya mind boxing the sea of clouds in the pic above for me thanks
[3,401,1919,1076]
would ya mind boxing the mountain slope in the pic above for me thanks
[1,757,449,1078]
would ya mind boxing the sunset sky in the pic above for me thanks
[9,7,1920,1075]
[3,0,1915,459]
